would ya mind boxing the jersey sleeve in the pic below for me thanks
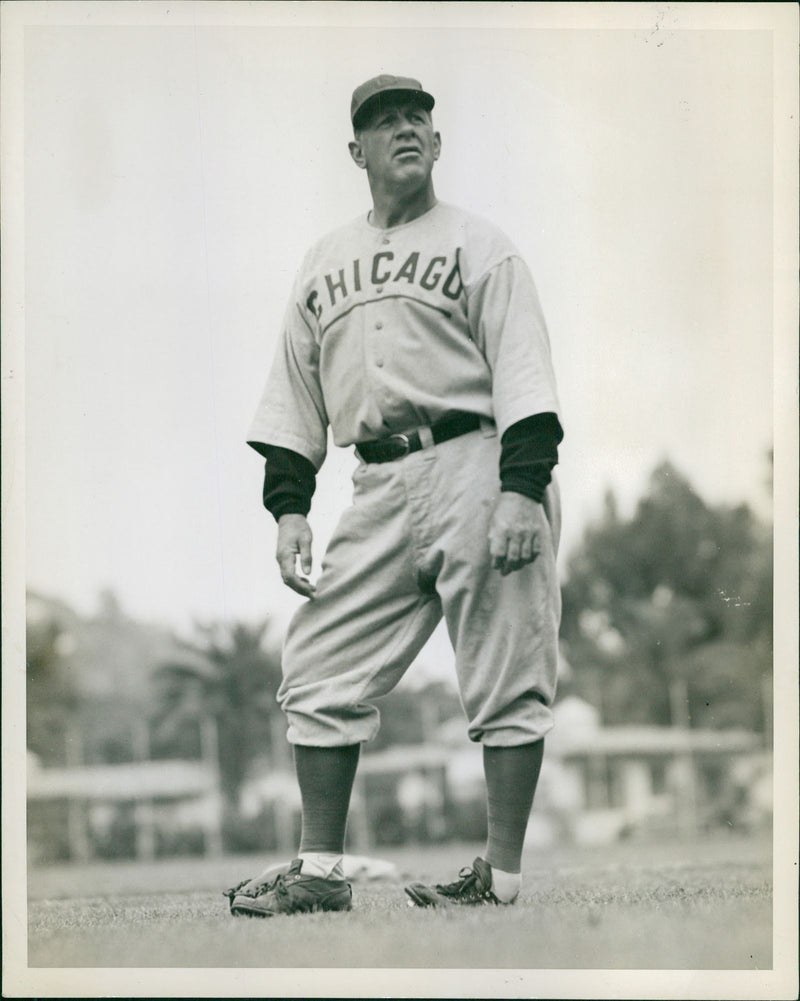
[246,278,329,471]
[465,254,561,439]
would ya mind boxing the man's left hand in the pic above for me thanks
[488,492,542,576]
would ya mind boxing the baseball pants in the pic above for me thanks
[277,424,561,748]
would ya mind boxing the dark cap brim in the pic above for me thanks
[352,88,435,129]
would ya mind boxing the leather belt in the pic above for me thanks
[355,413,482,464]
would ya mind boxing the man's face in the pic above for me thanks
[350,97,441,190]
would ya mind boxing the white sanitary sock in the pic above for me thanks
[489,865,522,903]
[298,852,345,879]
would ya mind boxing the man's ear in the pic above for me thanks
[433,131,442,161]
[349,139,366,169]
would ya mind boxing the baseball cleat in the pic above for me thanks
[224,858,352,917]
[404,856,514,907]
[223,860,291,912]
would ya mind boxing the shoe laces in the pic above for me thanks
[223,878,251,901]
[266,871,295,899]
[223,859,303,901]
[223,872,282,902]
[436,865,497,903]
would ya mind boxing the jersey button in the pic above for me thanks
[375,321,383,330]
[376,286,384,293]
[375,358,384,367]
[381,237,390,245]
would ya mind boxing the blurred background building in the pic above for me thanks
[26,461,773,865]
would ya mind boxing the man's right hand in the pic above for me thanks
[276,514,316,598]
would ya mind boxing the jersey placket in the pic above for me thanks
[366,232,393,420]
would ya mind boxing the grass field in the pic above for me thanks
[27,832,772,970]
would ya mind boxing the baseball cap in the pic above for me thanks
[350,74,435,128]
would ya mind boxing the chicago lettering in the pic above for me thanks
[313,249,463,313]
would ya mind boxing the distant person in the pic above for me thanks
[226,74,564,916]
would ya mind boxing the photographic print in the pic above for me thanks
[2,2,797,998]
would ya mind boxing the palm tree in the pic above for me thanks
[150,620,286,822]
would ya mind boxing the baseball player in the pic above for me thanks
[225,74,563,916]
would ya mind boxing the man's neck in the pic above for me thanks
[368,183,437,229]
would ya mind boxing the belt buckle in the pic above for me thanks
[385,432,411,459]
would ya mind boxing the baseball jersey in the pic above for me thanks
[247,201,561,470]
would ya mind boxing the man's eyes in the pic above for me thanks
[378,112,425,127]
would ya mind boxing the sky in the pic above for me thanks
[8,3,792,657]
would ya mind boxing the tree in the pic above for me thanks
[26,598,81,766]
[560,461,772,732]
[150,620,286,818]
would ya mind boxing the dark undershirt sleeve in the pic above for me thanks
[255,444,317,521]
[253,412,563,519]
[499,412,564,503]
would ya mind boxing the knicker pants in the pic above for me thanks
[277,426,561,748]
